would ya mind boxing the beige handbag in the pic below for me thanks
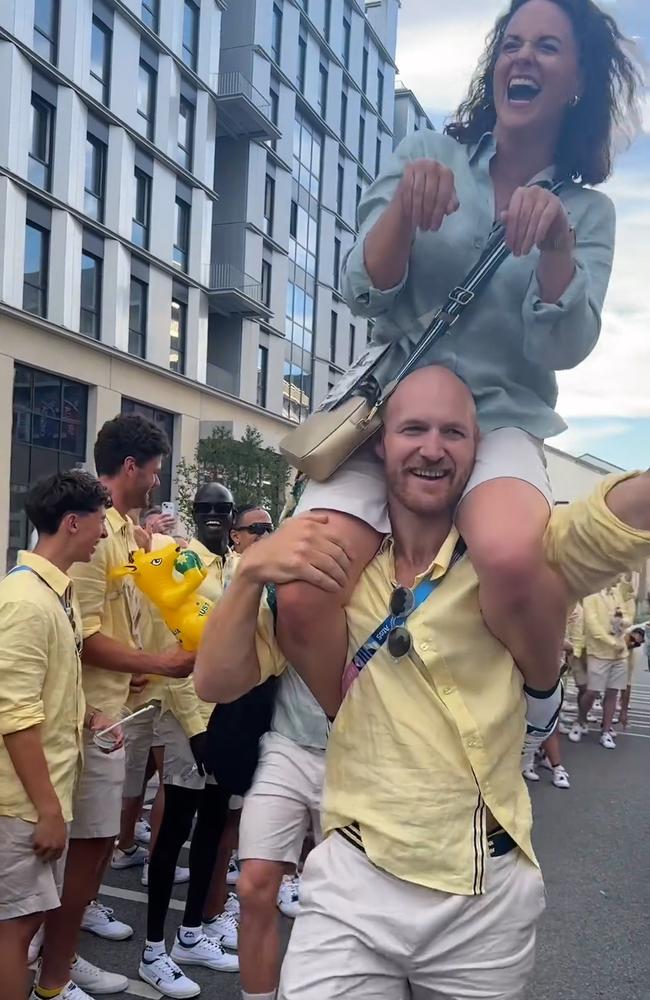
[279,182,561,482]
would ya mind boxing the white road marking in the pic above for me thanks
[124,978,162,998]
[99,882,185,911]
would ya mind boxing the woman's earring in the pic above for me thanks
[569,94,581,108]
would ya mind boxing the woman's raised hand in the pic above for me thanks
[501,186,572,257]
[393,159,459,234]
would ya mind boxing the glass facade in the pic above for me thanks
[284,114,321,423]
[28,94,54,191]
[121,398,174,503]
[33,0,59,64]
[23,222,49,318]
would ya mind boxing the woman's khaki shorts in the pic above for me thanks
[295,427,552,533]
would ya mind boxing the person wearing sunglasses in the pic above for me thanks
[194,362,650,1000]
[230,505,274,554]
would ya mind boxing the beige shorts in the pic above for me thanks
[239,732,325,865]
[158,710,215,791]
[587,656,628,693]
[123,700,162,798]
[296,428,552,532]
[571,654,588,688]
[70,732,126,840]
[0,816,68,920]
[279,833,545,1000]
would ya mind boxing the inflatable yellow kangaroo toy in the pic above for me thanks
[112,543,213,651]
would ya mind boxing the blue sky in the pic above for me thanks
[395,0,649,469]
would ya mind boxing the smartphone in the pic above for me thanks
[161,501,176,517]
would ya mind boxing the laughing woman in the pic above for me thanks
[276,0,643,714]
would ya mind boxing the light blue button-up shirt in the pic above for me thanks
[342,130,616,439]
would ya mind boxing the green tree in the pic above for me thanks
[175,425,291,532]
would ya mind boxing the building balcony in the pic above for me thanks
[204,262,272,318]
[212,72,281,141]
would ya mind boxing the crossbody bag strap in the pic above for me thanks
[372,180,564,413]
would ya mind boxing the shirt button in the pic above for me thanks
[473,239,482,250]
[466,736,482,749]
[420,642,429,652]
[443,686,454,696]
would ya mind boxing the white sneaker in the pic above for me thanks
[277,874,301,918]
[111,844,148,869]
[171,930,240,972]
[226,850,240,885]
[568,722,583,743]
[522,763,540,782]
[558,720,572,735]
[203,907,238,950]
[139,951,200,998]
[135,819,152,844]
[552,765,571,789]
[30,982,94,1000]
[141,861,190,886]
[224,890,240,917]
[70,955,129,994]
[28,924,44,964]
[600,730,617,750]
[81,900,133,940]
[538,752,554,772]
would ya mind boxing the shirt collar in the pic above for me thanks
[106,506,129,534]
[188,537,220,567]
[17,550,71,598]
[468,130,555,184]
[381,527,461,587]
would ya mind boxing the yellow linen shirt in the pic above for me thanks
[256,473,650,895]
[70,506,143,717]
[583,585,630,660]
[161,538,238,737]
[566,604,585,657]
[0,552,85,823]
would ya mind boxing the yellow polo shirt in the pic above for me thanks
[583,585,631,660]
[0,552,85,823]
[162,538,238,738]
[256,473,650,895]
[70,506,143,717]
[566,604,585,657]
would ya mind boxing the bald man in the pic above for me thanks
[193,365,650,1000]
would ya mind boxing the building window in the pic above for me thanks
[80,247,102,340]
[137,60,156,140]
[375,136,382,177]
[349,324,355,365]
[318,63,328,118]
[182,0,199,70]
[170,297,186,373]
[173,197,190,271]
[329,310,337,363]
[128,276,147,358]
[89,16,111,105]
[84,133,106,222]
[177,96,195,171]
[261,260,272,307]
[362,42,369,91]
[10,366,88,566]
[28,94,54,191]
[256,346,268,408]
[358,113,365,162]
[141,0,158,32]
[263,174,275,236]
[33,0,59,64]
[121,398,173,503]
[377,68,385,116]
[340,90,347,144]
[271,3,282,63]
[333,236,341,290]
[132,167,151,248]
[269,85,279,127]
[336,161,344,215]
[290,199,298,239]
[324,0,332,41]
[23,221,49,318]
[343,12,351,69]
[297,34,307,92]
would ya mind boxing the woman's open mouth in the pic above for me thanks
[507,76,542,105]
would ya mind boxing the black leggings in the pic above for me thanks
[146,783,230,941]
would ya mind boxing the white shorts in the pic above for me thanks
[123,699,162,798]
[157,710,216,791]
[587,656,629,693]
[296,428,552,533]
[0,816,68,920]
[239,732,325,866]
[69,733,126,840]
[279,833,545,1000]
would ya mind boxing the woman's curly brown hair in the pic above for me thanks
[445,0,643,185]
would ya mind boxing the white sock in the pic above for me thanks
[143,939,166,957]
[241,991,277,1000]
[178,925,203,946]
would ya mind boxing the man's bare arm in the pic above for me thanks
[82,633,193,678]
[606,471,650,531]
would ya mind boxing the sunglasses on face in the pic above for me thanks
[386,585,418,659]
[194,502,234,516]
[234,522,274,536]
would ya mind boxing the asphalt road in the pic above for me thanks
[77,670,650,1000]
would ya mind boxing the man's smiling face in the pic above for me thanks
[377,366,478,518]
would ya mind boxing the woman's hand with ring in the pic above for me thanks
[501,186,572,257]
[393,159,459,235]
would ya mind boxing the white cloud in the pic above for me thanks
[552,421,629,455]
